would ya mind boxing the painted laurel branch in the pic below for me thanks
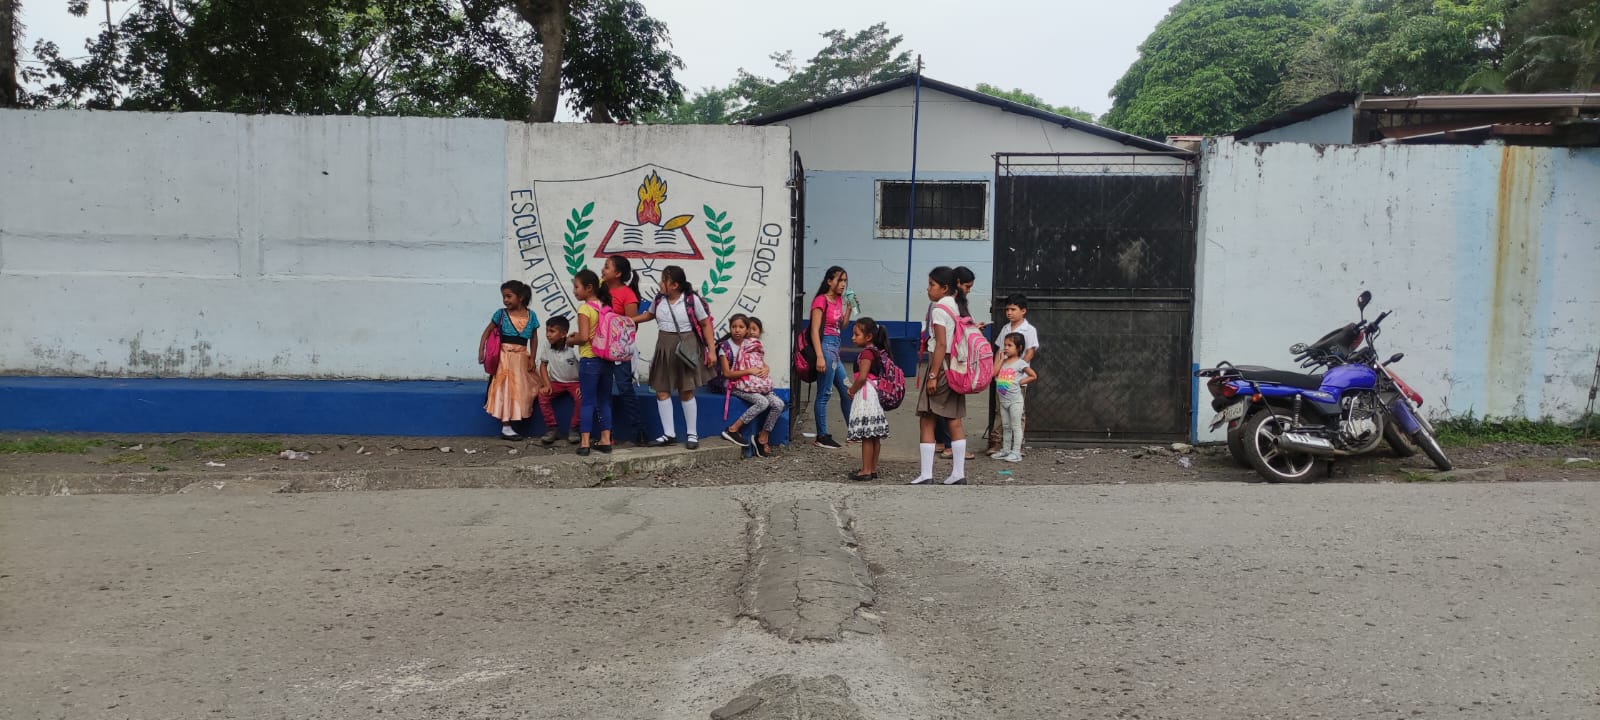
[700,204,736,301]
[564,202,596,277]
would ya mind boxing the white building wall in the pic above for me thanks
[1194,138,1600,439]
[0,111,792,380]
[1244,106,1356,144]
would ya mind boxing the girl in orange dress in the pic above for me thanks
[479,280,546,439]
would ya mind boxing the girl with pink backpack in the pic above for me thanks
[911,266,973,485]
[718,316,785,458]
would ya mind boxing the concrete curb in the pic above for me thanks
[0,444,743,496]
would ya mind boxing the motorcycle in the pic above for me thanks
[1196,291,1452,482]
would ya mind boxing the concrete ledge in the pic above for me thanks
[740,499,878,642]
[0,376,790,440]
[0,444,743,496]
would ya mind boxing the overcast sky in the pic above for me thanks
[17,0,1177,117]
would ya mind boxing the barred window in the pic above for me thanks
[875,181,988,240]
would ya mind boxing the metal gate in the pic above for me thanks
[993,152,1198,442]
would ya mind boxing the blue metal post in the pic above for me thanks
[903,58,923,322]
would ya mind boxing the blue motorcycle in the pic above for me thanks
[1196,291,1452,482]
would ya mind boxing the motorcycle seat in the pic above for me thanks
[1233,366,1323,390]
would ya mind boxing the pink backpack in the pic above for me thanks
[588,301,637,362]
[932,305,994,395]
[733,338,774,394]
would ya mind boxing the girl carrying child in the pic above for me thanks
[718,316,784,458]
[846,317,892,481]
[479,280,546,440]
[990,332,1036,462]
[567,270,614,455]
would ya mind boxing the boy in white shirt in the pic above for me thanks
[536,315,583,445]
[987,294,1040,454]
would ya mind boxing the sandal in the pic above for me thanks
[848,470,874,482]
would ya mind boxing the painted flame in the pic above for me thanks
[637,171,667,225]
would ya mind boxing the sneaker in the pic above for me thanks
[1004,453,1023,463]
[720,429,747,446]
[686,435,700,450]
[539,432,558,446]
[814,435,843,449]
[988,450,1007,460]
[567,431,582,444]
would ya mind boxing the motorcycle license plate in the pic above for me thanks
[1209,401,1246,431]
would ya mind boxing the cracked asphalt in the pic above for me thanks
[2,481,1596,719]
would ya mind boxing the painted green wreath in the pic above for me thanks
[700,204,736,300]
[563,202,595,277]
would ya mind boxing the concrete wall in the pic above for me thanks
[1244,106,1356,144]
[774,85,1185,321]
[1194,138,1600,439]
[0,111,793,382]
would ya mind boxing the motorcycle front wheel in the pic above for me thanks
[1241,411,1320,483]
[1382,420,1416,458]
[1411,427,1453,471]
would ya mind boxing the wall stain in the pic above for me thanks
[1486,145,1544,417]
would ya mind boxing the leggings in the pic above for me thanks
[732,390,785,433]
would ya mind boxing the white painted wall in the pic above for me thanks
[1194,138,1600,438]
[1244,106,1356,144]
[0,110,792,380]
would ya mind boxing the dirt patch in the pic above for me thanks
[2,432,1596,488]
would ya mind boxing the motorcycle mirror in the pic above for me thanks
[1357,290,1372,310]
[1386,353,1404,366]
[1290,343,1308,354]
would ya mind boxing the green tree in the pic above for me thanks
[1103,0,1327,138]
[2,0,19,107]
[728,22,913,120]
[1500,0,1600,91]
[1284,0,1512,102]
[640,85,735,124]
[561,0,682,122]
[973,82,1094,122]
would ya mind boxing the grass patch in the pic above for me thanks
[0,437,105,454]
[1433,414,1595,448]
[163,438,285,460]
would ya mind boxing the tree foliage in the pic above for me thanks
[726,22,913,120]
[2,0,20,107]
[1103,0,1326,138]
[972,83,1094,122]
[1283,0,1512,103]
[1498,0,1600,91]
[23,0,681,121]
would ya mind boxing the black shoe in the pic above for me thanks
[848,470,874,481]
[720,429,747,446]
[814,435,843,449]
[499,432,526,442]
[647,435,676,447]
[595,443,613,454]
[942,477,968,485]
[686,435,700,450]
[576,447,591,457]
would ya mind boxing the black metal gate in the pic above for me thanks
[993,152,1198,442]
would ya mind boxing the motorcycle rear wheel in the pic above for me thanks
[1241,411,1320,483]
[1411,427,1453,471]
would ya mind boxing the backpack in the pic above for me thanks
[733,338,774,395]
[589,301,637,363]
[793,330,819,383]
[932,304,995,395]
[867,346,906,410]
[653,293,713,350]
[708,338,735,395]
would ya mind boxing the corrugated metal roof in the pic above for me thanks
[1358,93,1600,112]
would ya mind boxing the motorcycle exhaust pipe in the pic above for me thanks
[1276,432,1338,457]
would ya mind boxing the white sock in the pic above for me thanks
[657,399,675,438]
[501,423,517,437]
[946,440,967,483]
[912,443,935,483]
[683,398,699,439]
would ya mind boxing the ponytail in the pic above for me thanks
[928,266,969,317]
[573,269,609,307]
[609,255,642,298]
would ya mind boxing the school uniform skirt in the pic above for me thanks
[915,373,966,419]
[648,331,713,394]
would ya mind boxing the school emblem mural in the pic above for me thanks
[505,163,784,340]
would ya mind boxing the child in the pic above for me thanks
[846,317,891,480]
[536,315,583,445]
[986,294,1040,455]
[567,269,614,455]
[912,266,970,485]
[602,255,645,445]
[990,333,1037,462]
[479,280,545,440]
[720,317,785,458]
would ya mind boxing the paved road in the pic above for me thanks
[2,482,1595,719]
